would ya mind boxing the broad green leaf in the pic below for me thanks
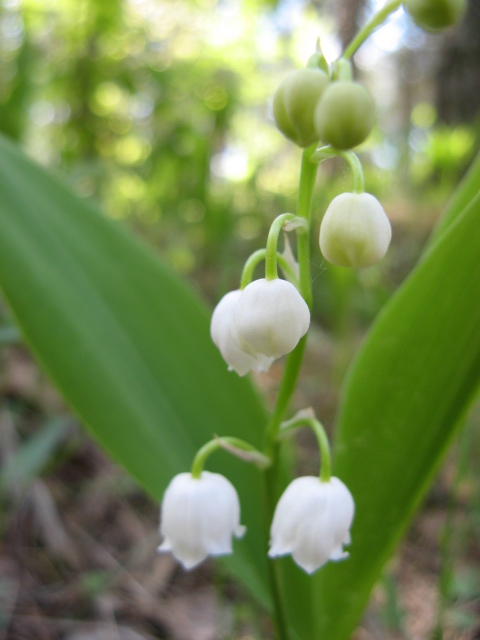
[309,185,480,638]
[0,134,270,607]
[432,149,480,242]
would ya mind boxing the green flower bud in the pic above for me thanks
[314,82,375,150]
[403,0,466,30]
[319,192,391,268]
[273,69,329,148]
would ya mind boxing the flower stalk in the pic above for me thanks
[164,0,405,632]
[191,437,270,478]
[343,0,403,59]
[261,146,318,640]
[263,147,317,457]
[312,145,365,193]
[280,414,332,482]
[240,248,299,290]
[265,213,295,280]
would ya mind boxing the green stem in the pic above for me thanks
[343,0,402,59]
[263,145,317,466]
[262,146,317,640]
[191,437,268,478]
[312,146,365,193]
[341,150,364,193]
[262,341,307,640]
[265,214,295,281]
[312,420,332,482]
[296,145,317,308]
[264,337,308,455]
[264,461,290,640]
[240,249,299,290]
[280,417,332,482]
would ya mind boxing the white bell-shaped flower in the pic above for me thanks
[210,290,274,376]
[269,476,354,574]
[159,471,246,570]
[319,192,392,268]
[231,278,310,359]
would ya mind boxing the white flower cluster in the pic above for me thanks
[211,278,310,376]
[158,187,388,577]
[159,471,354,574]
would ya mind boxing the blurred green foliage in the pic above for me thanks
[0,0,478,335]
[1,0,304,283]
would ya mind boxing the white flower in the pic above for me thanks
[319,192,392,268]
[269,476,354,574]
[210,290,274,376]
[158,471,246,570]
[231,279,310,359]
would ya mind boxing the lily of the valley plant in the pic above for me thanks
[154,0,467,637]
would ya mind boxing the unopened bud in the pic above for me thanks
[273,69,329,148]
[319,192,392,268]
[314,82,375,150]
[403,0,466,30]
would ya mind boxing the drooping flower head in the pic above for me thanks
[210,290,274,376]
[319,192,392,268]
[269,476,354,574]
[231,278,310,360]
[159,471,246,570]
